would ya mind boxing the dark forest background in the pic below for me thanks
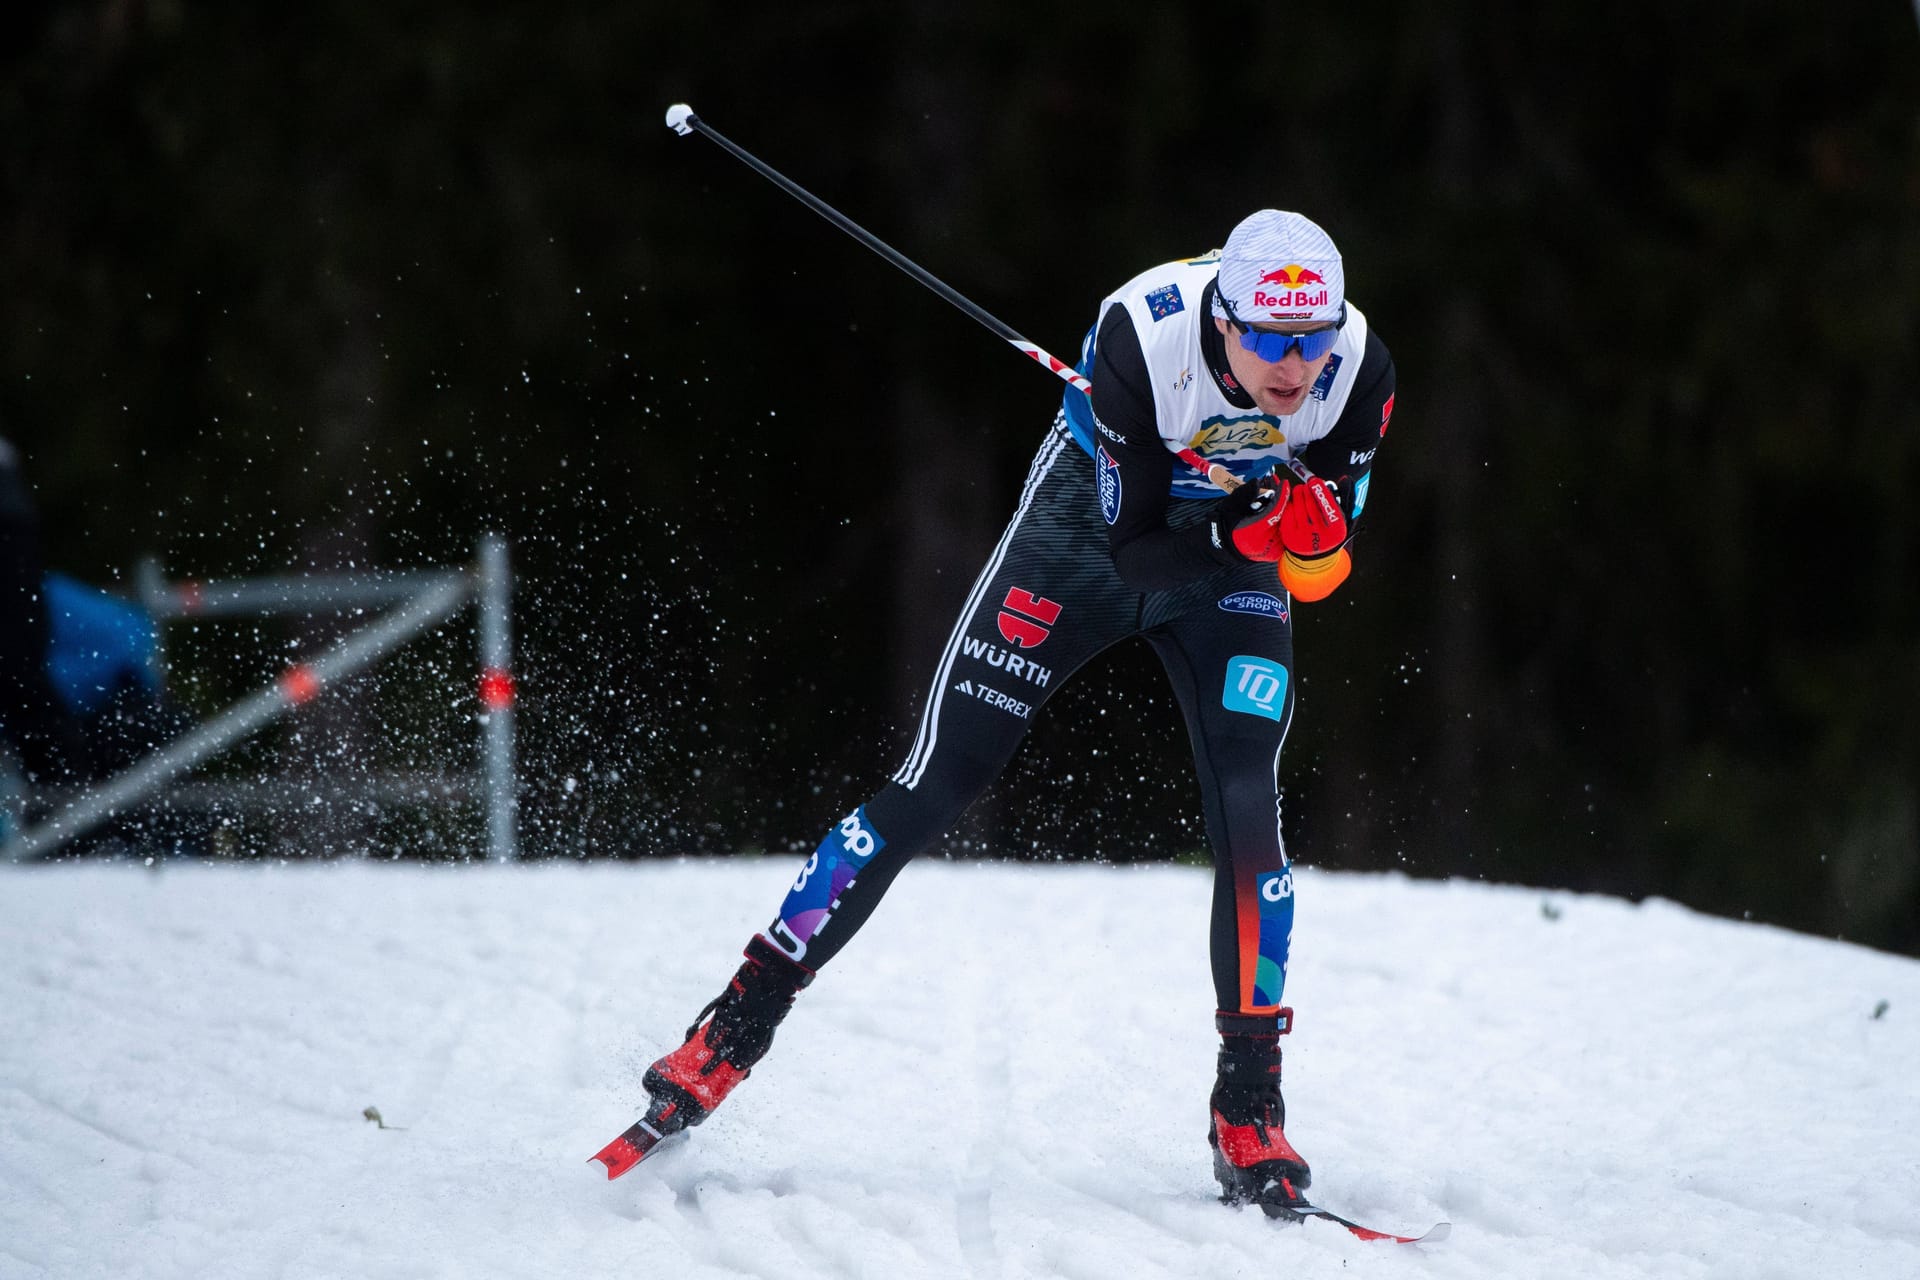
[4,3,1917,954]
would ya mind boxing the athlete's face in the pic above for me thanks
[1215,316,1337,418]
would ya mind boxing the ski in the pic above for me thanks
[1264,1198,1451,1245]
[588,1096,690,1180]
[592,1096,1449,1245]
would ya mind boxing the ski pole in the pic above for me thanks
[663,103,1241,493]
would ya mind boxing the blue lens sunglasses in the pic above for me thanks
[1220,293,1346,363]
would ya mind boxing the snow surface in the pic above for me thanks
[2,858,1916,1279]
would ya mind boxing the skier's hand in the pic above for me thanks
[1278,472,1348,560]
[1211,469,1290,563]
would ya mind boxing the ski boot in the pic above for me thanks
[1208,1009,1313,1215]
[591,935,813,1178]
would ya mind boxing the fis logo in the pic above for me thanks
[1171,366,1194,393]
[997,587,1062,649]
[1223,656,1289,722]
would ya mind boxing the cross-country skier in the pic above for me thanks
[612,210,1397,1213]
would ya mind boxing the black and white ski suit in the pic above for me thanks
[763,251,1396,1016]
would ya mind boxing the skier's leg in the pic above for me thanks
[644,422,1130,1130]
[760,422,1132,970]
[1146,584,1297,1017]
[1146,576,1310,1200]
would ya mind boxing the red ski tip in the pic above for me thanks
[590,1135,645,1180]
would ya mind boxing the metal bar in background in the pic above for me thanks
[138,772,485,811]
[2,573,473,863]
[476,533,518,862]
[138,568,469,619]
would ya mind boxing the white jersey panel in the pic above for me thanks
[1101,258,1372,498]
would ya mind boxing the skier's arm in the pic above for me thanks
[1271,331,1396,601]
[1091,306,1240,591]
[1296,329,1396,534]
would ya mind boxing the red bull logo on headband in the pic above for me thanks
[1251,263,1331,314]
[1256,265,1327,288]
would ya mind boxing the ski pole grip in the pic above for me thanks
[665,103,697,136]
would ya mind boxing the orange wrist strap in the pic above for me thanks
[1278,547,1351,602]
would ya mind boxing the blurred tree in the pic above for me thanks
[1,0,1915,955]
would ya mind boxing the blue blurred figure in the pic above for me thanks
[0,433,87,785]
[3,435,195,849]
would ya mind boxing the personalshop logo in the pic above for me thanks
[1097,446,1122,525]
[1218,591,1289,623]
[1222,655,1289,722]
[997,587,1061,648]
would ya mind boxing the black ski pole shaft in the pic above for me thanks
[663,103,1093,397]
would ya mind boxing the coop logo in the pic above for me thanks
[1260,871,1294,902]
[1252,265,1330,313]
[769,806,888,961]
[996,587,1062,648]
[787,808,884,897]
[960,637,1052,687]
[1097,445,1122,525]
[952,679,1034,720]
[1218,591,1289,623]
[1222,655,1288,722]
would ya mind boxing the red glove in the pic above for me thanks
[1278,473,1348,559]
[1214,471,1289,563]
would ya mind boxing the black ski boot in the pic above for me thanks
[644,935,814,1128]
[591,935,813,1178]
[1208,1009,1312,1213]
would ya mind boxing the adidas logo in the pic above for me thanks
[951,678,1034,719]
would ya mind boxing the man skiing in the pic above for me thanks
[602,210,1398,1215]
